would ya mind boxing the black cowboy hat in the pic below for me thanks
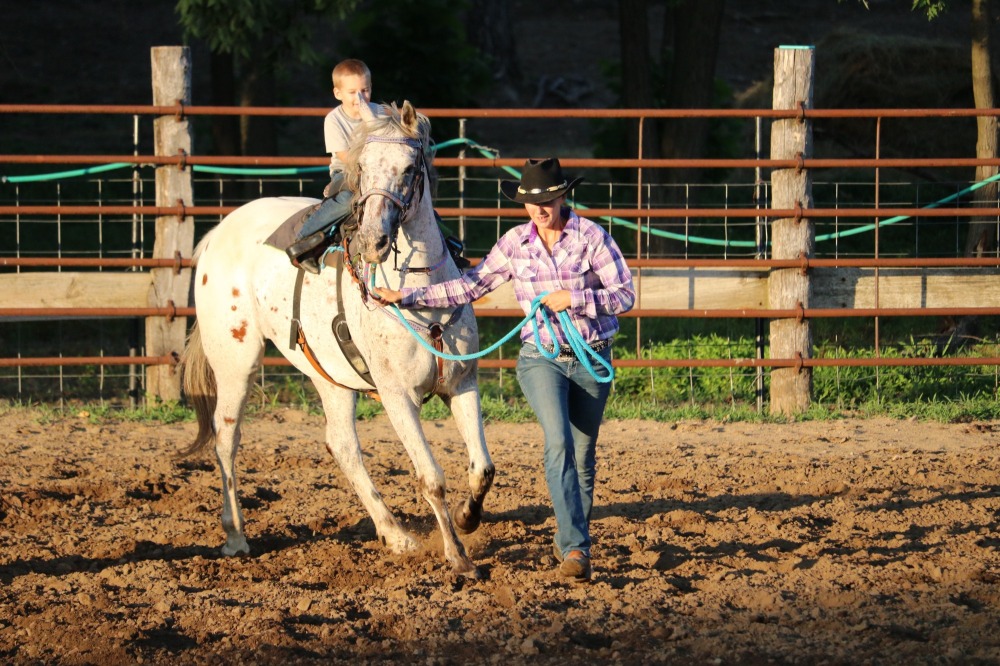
[500,158,584,204]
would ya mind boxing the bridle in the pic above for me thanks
[351,135,426,230]
[343,133,438,300]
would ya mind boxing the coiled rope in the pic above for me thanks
[385,292,615,384]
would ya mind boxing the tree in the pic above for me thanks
[856,0,997,259]
[175,0,359,155]
[464,0,521,91]
[616,0,727,256]
[339,0,491,110]
[962,0,997,259]
[910,0,998,344]
[618,0,658,165]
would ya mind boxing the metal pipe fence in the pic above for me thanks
[2,103,1000,408]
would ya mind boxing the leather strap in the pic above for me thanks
[429,322,445,388]
[295,320,380,402]
[290,267,381,402]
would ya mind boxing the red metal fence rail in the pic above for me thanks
[3,102,1000,401]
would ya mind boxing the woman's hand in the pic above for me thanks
[372,287,403,305]
[540,289,571,313]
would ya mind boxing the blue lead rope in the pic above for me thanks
[385,293,615,383]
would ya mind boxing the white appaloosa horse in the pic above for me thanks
[180,99,494,577]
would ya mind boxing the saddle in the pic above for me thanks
[265,197,352,274]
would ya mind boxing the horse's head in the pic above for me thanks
[344,96,432,264]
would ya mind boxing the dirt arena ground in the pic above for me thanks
[1,408,999,664]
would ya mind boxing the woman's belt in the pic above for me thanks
[555,338,612,361]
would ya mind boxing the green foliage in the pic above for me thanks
[420,396,452,420]
[338,0,491,111]
[912,0,948,20]
[85,401,194,424]
[612,336,760,405]
[176,0,358,63]
[0,400,195,424]
[844,0,948,21]
[602,396,765,422]
[811,335,1000,408]
[351,393,537,423]
[355,395,383,420]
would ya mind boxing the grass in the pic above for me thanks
[5,394,999,427]
[6,327,997,423]
[4,327,1000,425]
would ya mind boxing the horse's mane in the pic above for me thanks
[343,101,435,197]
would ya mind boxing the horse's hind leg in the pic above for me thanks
[446,382,495,535]
[314,383,420,555]
[199,321,263,557]
[379,390,479,578]
[212,370,255,556]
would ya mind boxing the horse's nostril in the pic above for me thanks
[375,235,390,251]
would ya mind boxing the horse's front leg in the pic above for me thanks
[314,383,420,555]
[379,389,480,578]
[446,378,495,535]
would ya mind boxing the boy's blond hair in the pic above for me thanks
[332,59,371,88]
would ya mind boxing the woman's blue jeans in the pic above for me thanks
[516,343,612,559]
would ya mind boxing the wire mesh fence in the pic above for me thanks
[3,156,999,407]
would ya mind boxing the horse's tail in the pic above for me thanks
[177,321,217,458]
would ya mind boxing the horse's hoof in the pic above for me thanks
[381,530,421,554]
[453,498,482,535]
[453,563,483,580]
[220,542,250,557]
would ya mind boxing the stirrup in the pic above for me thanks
[286,230,327,274]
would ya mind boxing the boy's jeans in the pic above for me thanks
[516,342,612,559]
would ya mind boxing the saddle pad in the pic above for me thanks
[264,202,319,251]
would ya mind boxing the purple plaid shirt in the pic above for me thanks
[400,211,635,346]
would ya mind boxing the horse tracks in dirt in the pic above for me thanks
[1,408,999,664]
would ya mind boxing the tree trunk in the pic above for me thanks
[465,0,521,86]
[209,50,240,156]
[945,0,998,347]
[240,44,278,155]
[658,0,725,177]
[649,0,726,256]
[966,0,998,259]
[618,0,658,164]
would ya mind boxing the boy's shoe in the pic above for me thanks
[552,542,563,562]
[559,550,592,581]
[285,230,328,275]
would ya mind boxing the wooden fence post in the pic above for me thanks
[147,46,194,403]
[769,46,815,416]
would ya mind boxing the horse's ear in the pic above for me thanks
[358,92,376,122]
[400,100,417,132]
